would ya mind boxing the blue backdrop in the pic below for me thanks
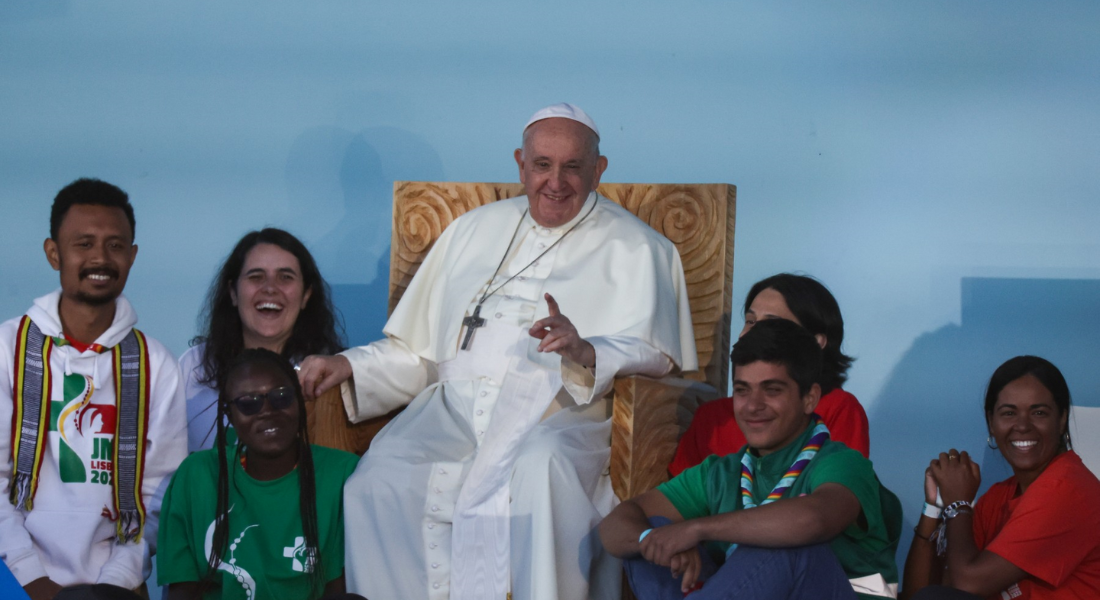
[2,0,1099,582]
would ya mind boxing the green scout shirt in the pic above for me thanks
[658,422,902,599]
[158,445,360,600]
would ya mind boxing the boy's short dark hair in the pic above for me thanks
[50,178,135,240]
[731,318,822,396]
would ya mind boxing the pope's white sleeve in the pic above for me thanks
[98,343,187,589]
[0,324,50,585]
[560,335,674,405]
[338,337,435,423]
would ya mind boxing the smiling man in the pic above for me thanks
[298,104,697,600]
[0,179,186,599]
[599,319,901,600]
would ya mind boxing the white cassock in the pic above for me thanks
[339,192,696,600]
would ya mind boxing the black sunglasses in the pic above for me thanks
[230,385,296,416]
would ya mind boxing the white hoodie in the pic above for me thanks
[0,290,187,589]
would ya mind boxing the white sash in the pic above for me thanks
[448,326,561,600]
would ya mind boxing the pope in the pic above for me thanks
[298,103,697,600]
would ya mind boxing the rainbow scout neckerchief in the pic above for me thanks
[9,316,151,543]
[727,415,830,556]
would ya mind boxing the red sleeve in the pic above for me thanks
[668,398,738,477]
[971,480,1013,551]
[985,456,1100,587]
[669,405,710,476]
[816,389,870,458]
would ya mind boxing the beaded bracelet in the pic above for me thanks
[935,500,974,556]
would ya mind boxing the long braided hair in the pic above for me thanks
[207,348,324,597]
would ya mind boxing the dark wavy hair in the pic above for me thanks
[194,228,345,389]
[983,355,1072,448]
[744,273,854,393]
[208,349,324,597]
[732,318,823,398]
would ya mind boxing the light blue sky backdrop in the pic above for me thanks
[3,0,1099,572]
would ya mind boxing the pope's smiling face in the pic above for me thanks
[514,118,608,228]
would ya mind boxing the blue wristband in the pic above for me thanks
[638,528,653,543]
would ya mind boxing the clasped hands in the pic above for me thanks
[638,521,706,594]
[925,448,982,507]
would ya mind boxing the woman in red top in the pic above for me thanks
[669,273,869,476]
[902,356,1100,599]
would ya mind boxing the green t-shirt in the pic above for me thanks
[658,423,902,598]
[157,445,360,600]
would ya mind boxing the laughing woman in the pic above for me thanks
[902,356,1100,600]
[158,349,360,600]
[181,228,344,451]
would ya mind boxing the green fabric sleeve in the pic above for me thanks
[322,450,360,582]
[807,448,880,540]
[656,454,717,521]
[156,454,206,585]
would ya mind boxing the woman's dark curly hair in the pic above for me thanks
[194,228,344,388]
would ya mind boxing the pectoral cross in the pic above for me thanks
[460,304,487,350]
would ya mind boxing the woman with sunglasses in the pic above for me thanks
[181,228,344,451]
[158,349,360,600]
[901,356,1100,599]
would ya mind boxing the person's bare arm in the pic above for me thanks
[324,573,347,596]
[598,489,683,558]
[931,451,1027,596]
[165,582,205,600]
[900,466,946,600]
[639,483,861,567]
[23,577,62,600]
[599,489,705,593]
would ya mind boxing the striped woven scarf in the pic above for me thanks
[727,415,830,556]
[8,316,151,543]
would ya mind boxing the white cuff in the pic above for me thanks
[922,502,942,519]
[6,547,48,586]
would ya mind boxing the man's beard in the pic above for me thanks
[74,289,119,306]
[73,266,122,307]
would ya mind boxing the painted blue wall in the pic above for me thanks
[3,0,1099,583]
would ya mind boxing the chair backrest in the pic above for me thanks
[390,182,737,391]
[1070,405,1100,477]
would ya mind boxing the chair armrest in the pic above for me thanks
[306,386,400,456]
[610,374,721,500]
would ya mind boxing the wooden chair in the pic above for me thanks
[308,181,737,502]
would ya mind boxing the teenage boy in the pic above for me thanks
[599,318,901,599]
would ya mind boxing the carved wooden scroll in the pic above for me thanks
[610,376,722,500]
[391,182,737,392]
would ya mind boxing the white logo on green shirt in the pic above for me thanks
[283,536,313,573]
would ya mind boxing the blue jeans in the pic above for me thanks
[624,517,857,600]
